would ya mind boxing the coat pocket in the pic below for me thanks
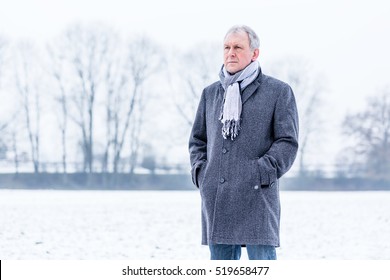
[193,161,207,188]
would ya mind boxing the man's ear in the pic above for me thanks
[252,49,260,61]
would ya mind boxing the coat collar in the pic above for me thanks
[218,67,263,105]
[241,68,263,105]
[219,65,263,104]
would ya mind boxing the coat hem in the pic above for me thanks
[203,237,280,247]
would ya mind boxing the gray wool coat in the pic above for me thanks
[188,67,299,247]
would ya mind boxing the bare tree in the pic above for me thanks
[61,24,110,173]
[110,36,162,175]
[46,42,70,177]
[267,57,325,176]
[13,42,42,173]
[342,88,390,180]
[99,32,128,174]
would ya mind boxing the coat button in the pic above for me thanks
[254,185,259,190]
[219,178,225,183]
[270,182,275,187]
[222,148,227,154]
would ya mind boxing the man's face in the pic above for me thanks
[223,31,259,74]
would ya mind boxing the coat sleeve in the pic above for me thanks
[188,89,208,188]
[257,85,299,186]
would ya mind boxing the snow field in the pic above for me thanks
[0,190,389,259]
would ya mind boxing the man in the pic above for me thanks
[188,25,299,260]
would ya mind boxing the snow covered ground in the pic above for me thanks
[1,189,389,260]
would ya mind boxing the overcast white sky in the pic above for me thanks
[1,0,390,168]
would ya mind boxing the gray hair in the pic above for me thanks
[224,25,260,50]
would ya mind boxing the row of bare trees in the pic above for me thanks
[47,25,162,175]
[0,24,163,175]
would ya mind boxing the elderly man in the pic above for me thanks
[189,25,299,260]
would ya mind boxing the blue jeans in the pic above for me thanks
[209,244,276,260]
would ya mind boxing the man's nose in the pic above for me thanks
[228,48,236,57]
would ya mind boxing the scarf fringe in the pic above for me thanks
[222,119,241,140]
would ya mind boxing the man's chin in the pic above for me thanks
[226,67,239,75]
[226,64,245,75]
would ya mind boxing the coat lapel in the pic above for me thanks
[241,73,263,105]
